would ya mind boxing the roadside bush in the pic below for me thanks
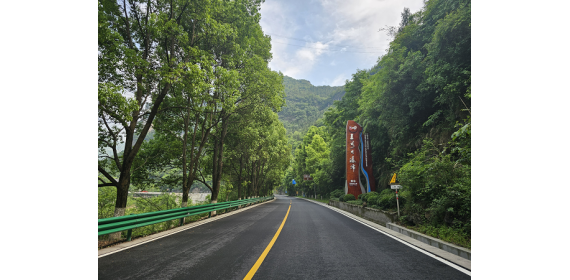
[98,186,117,219]
[126,193,181,238]
[330,189,344,198]
[344,194,355,201]
[357,193,365,200]
[362,191,378,203]
[365,191,380,206]
[398,138,471,236]
[412,224,471,249]
[339,195,344,202]
[377,189,396,209]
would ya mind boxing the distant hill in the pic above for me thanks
[278,76,344,143]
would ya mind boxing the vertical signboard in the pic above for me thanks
[360,133,376,193]
[346,120,364,198]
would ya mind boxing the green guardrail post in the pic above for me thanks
[126,214,134,241]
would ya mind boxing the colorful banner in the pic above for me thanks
[360,132,376,193]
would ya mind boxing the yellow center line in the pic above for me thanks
[243,204,291,280]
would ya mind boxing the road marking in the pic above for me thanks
[244,204,291,280]
[299,198,471,276]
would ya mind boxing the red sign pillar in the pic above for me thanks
[346,120,364,198]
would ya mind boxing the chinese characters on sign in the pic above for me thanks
[346,120,364,198]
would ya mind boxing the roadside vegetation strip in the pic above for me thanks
[98,198,276,258]
[298,197,471,275]
[98,196,274,236]
[244,203,291,280]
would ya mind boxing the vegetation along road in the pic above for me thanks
[98,196,470,279]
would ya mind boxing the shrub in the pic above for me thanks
[344,194,355,201]
[339,195,344,202]
[357,193,365,200]
[362,191,378,203]
[330,189,344,198]
[365,191,380,206]
[399,138,471,228]
[377,189,397,209]
[98,187,117,219]
[126,193,181,238]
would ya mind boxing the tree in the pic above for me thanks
[305,134,330,196]
[203,0,285,205]
[98,0,218,240]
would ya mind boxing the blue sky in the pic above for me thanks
[259,0,424,86]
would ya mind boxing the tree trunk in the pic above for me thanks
[109,170,131,240]
[104,83,171,241]
[238,155,243,200]
[181,111,189,217]
[210,117,228,208]
[251,161,256,198]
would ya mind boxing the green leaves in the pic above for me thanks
[98,83,139,123]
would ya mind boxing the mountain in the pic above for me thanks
[278,76,344,143]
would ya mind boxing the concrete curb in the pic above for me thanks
[98,198,276,258]
[298,197,471,271]
[386,223,470,260]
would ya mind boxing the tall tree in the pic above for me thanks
[98,0,217,239]
[204,0,285,205]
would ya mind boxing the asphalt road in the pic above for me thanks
[98,196,470,279]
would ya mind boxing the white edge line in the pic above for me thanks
[98,199,275,258]
[298,198,471,276]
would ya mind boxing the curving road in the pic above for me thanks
[98,195,470,279]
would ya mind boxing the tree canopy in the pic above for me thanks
[283,0,471,236]
[98,0,291,239]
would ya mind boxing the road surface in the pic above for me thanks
[98,195,470,279]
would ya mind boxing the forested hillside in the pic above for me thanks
[283,0,471,246]
[278,76,344,146]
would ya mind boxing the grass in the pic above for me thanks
[397,223,471,249]
[346,199,363,205]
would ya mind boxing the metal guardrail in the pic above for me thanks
[98,196,274,240]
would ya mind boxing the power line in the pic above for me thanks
[266,33,385,50]
[271,41,384,54]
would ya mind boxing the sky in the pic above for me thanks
[259,0,425,86]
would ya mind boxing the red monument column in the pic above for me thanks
[346,120,364,198]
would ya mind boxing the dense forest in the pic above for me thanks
[283,0,471,245]
[278,76,344,149]
[98,0,291,241]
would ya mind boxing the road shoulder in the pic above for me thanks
[98,199,276,258]
[298,197,471,271]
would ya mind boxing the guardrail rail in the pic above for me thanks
[98,196,274,241]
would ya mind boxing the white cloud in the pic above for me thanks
[318,0,424,61]
[331,73,348,86]
[260,0,425,85]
